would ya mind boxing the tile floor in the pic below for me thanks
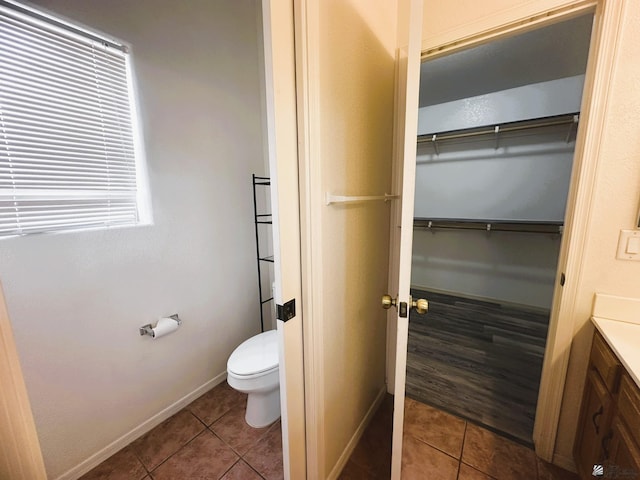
[80,382,283,480]
[340,395,580,480]
[80,385,579,480]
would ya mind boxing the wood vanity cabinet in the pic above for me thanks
[574,332,620,478]
[574,330,640,479]
[606,375,640,476]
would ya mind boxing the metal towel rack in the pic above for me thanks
[252,174,273,332]
[325,193,399,206]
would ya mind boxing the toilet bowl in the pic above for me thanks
[227,329,280,428]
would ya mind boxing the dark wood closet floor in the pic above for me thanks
[406,288,549,446]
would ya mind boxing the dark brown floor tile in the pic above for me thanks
[536,457,579,480]
[402,434,459,480]
[374,394,395,425]
[461,423,537,480]
[188,382,247,426]
[368,394,394,440]
[79,445,147,480]
[458,462,496,480]
[339,459,376,479]
[130,410,205,470]
[220,460,263,480]
[404,396,466,459]
[243,421,284,480]
[150,431,238,480]
[211,405,271,455]
[346,397,393,478]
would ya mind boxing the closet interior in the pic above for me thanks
[407,14,594,446]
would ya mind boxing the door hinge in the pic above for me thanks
[276,299,296,322]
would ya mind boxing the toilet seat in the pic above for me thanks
[227,330,278,377]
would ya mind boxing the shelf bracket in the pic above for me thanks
[565,114,579,143]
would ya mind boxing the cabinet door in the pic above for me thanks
[605,417,640,478]
[574,369,614,479]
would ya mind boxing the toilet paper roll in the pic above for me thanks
[152,317,180,339]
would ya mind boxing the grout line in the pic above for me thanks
[459,462,499,480]
[242,458,268,480]
[405,432,464,462]
[460,421,468,461]
[457,422,468,480]
[218,458,241,479]
[191,411,210,430]
[124,443,151,477]
[147,428,205,474]
[207,425,242,456]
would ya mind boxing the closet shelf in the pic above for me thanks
[414,218,563,235]
[417,112,579,147]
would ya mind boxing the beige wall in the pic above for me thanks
[422,0,640,467]
[309,0,398,475]
[1,1,266,478]
[422,0,593,53]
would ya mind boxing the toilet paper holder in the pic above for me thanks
[139,314,181,337]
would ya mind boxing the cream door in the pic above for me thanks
[0,282,47,480]
[388,0,423,478]
[261,1,306,479]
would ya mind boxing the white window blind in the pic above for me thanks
[0,1,146,237]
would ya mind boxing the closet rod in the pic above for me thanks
[414,218,563,235]
[417,113,579,144]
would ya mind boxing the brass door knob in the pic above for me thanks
[382,294,397,310]
[412,298,428,315]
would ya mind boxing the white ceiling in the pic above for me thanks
[419,14,593,107]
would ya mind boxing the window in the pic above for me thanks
[0,0,150,237]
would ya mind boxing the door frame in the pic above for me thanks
[387,0,626,471]
[388,1,424,479]
[291,0,324,476]
[261,1,307,478]
[0,282,47,480]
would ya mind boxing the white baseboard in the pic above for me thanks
[327,386,387,480]
[55,371,228,480]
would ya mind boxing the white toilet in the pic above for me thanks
[227,329,280,428]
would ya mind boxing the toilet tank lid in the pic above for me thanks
[227,330,278,376]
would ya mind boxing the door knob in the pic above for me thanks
[411,298,428,315]
[382,294,397,310]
